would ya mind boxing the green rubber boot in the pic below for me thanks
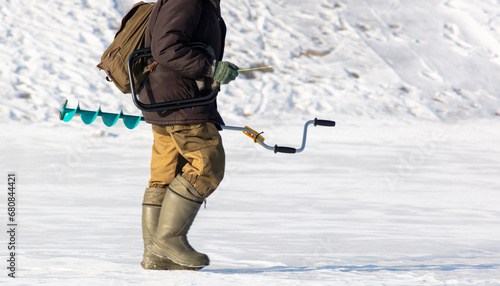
[141,187,166,268]
[142,175,209,270]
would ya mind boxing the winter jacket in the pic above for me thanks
[139,0,226,126]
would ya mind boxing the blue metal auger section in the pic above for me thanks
[79,104,99,125]
[59,99,145,129]
[60,100,77,122]
[100,106,121,127]
[122,114,143,129]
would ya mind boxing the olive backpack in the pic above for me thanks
[97,2,156,94]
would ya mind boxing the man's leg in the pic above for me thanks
[170,122,225,197]
[142,125,182,268]
[149,125,181,188]
[144,123,225,270]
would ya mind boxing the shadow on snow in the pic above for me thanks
[205,263,499,274]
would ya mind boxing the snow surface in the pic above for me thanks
[1,0,500,285]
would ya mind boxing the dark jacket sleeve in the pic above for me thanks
[151,0,214,79]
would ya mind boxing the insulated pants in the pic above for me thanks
[148,122,225,198]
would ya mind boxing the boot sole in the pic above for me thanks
[142,247,207,271]
[141,256,204,271]
[148,240,210,269]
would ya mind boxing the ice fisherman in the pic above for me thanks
[138,0,238,270]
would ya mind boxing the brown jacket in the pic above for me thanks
[139,0,226,126]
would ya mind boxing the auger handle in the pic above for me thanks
[128,48,218,112]
[314,118,336,127]
[274,145,297,154]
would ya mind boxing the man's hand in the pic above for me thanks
[213,61,239,84]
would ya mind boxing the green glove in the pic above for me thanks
[213,61,239,84]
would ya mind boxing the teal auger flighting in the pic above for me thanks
[59,99,145,129]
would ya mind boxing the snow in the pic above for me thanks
[1,0,500,285]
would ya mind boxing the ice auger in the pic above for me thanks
[59,48,336,153]
[59,99,144,129]
[59,100,335,154]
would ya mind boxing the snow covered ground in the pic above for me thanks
[1,0,500,285]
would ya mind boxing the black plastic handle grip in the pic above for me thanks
[274,145,297,154]
[314,118,336,127]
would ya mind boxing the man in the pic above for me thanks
[138,0,238,270]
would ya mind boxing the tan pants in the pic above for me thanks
[148,122,225,198]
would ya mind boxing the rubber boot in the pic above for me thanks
[141,187,166,268]
[142,175,209,270]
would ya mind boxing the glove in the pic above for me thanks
[213,61,239,84]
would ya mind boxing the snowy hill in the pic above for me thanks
[2,0,500,123]
[1,0,500,285]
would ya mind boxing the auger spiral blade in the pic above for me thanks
[59,99,144,129]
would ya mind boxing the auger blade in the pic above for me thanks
[79,105,99,125]
[101,110,121,127]
[60,99,77,122]
[59,99,145,129]
[122,115,143,129]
